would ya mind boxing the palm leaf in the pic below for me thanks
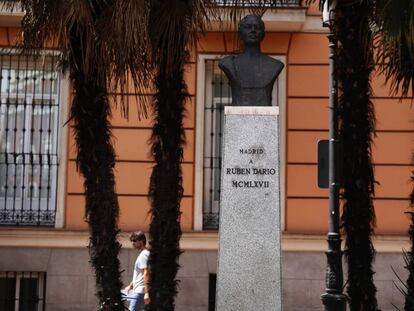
[375,0,414,96]
[3,0,153,119]
[103,0,152,118]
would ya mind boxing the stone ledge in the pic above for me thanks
[0,229,409,252]
[0,2,24,27]
[225,106,279,115]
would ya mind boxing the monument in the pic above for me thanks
[216,15,284,311]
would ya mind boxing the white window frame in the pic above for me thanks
[194,53,287,231]
[54,70,69,229]
[0,50,69,228]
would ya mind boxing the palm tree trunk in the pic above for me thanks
[405,185,414,310]
[69,36,123,310]
[147,54,186,311]
[147,20,188,309]
[335,2,379,310]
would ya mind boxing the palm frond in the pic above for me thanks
[103,0,152,118]
[14,0,153,119]
[390,249,414,310]
[209,0,305,24]
[19,0,65,52]
[375,0,414,96]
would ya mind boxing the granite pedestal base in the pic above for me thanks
[216,106,282,311]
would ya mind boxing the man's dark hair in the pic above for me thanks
[130,231,146,245]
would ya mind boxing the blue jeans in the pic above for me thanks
[128,292,144,311]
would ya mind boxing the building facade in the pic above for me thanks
[0,3,412,311]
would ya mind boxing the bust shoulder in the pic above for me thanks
[219,55,234,69]
[262,56,284,73]
[218,56,236,79]
[218,55,234,68]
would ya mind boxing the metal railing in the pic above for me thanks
[0,51,60,226]
[208,0,302,7]
[202,59,230,230]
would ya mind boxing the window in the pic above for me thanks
[195,55,286,230]
[202,59,231,229]
[0,52,61,226]
[0,272,46,311]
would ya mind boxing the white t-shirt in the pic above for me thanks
[132,249,150,294]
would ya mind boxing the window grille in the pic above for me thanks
[202,58,279,229]
[209,0,301,7]
[0,52,60,226]
[0,271,46,311]
[202,59,231,229]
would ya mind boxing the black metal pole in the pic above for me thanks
[321,15,347,311]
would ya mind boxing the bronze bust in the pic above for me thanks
[219,15,284,106]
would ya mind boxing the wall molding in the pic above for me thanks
[0,230,408,253]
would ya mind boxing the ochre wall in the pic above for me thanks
[195,31,413,235]
[0,27,21,46]
[286,33,413,235]
[65,31,291,232]
[65,85,196,231]
[1,25,412,236]
[0,27,57,48]
[65,31,289,232]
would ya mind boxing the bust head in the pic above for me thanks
[239,15,265,47]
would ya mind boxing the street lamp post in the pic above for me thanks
[321,1,347,311]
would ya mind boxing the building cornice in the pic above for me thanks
[0,6,325,33]
[205,8,326,33]
[0,2,23,27]
[0,229,408,253]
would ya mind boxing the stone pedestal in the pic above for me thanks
[216,106,282,311]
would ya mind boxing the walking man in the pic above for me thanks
[125,231,150,311]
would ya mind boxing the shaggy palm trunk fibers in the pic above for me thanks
[406,185,414,310]
[148,57,186,310]
[335,3,379,311]
[70,71,123,310]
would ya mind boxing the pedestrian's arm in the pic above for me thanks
[143,267,150,304]
[124,281,133,291]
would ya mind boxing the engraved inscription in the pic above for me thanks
[225,147,276,189]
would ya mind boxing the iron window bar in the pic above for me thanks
[0,50,60,226]
[203,59,231,230]
[0,271,46,311]
[208,0,302,7]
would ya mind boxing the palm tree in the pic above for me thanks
[303,0,380,309]
[375,1,414,309]
[11,1,151,309]
[146,1,210,309]
[316,0,414,309]
[334,2,379,309]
